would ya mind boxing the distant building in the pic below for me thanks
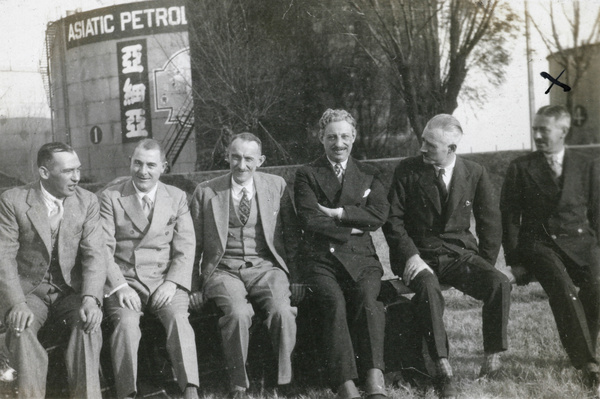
[44,0,195,182]
[548,43,600,145]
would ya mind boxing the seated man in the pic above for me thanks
[189,132,301,399]
[0,142,106,398]
[100,139,199,399]
[294,109,389,399]
[501,105,600,396]
[383,114,511,399]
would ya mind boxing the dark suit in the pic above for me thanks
[0,182,106,398]
[383,155,510,359]
[501,149,600,368]
[295,156,389,388]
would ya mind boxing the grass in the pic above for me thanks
[193,229,598,399]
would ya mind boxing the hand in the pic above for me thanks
[403,254,433,284]
[6,302,34,337]
[116,285,142,312]
[290,283,306,305]
[189,291,204,312]
[317,204,342,219]
[150,281,177,310]
[79,296,102,334]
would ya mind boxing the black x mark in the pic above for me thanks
[541,69,571,94]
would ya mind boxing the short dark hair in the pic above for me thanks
[133,139,166,162]
[228,132,262,153]
[37,142,75,168]
[536,105,571,131]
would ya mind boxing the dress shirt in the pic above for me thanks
[433,156,456,191]
[325,157,349,220]
[231,177,255,211]
[544,148,565,176]
[132,182,158,208]
[40,182,64,216]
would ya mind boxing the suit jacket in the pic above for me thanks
[383,155,501,276]
[189,172,300,289]
[500,149,600,268]
[100,179,195,300]
[294,156,389,281]
[0,182,106,318]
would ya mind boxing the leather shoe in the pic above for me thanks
[435,375,458,399]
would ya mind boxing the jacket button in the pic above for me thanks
[578,228,583,233]
[130,230,135,234]
[165,231,169,235]
[551,234,557,240]
[330,247,335,253]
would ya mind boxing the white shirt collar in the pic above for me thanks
[544,147,565,165]
[132,181,158,204]
[39,181,63,215]
[326,157,348,171]
[433,155,457,174]
[231,177,254,199]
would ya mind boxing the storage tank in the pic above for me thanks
[45,0,194,182]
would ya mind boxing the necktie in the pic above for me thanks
[436,168,448,202]
[49,200,63,232]
[239,188,251,225]
[333,163,343,183]
[548,155,562,177]
[142,195,153,222]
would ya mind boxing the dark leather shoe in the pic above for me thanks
[435,376,458,399]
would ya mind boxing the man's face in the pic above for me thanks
[130,147,165,193]
[420,128,454,167]
[319,120,356,163]
[228,139,265,184]
[39,151,81,199]
[532,114,567,154]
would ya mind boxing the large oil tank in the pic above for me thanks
[45,0,194,182]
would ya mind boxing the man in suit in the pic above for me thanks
[501,105,600,395]
[0,142,106,398]
[100,139,199,399]
[189,133,300,399]
[294,109,389,399]
[383,114,511,398]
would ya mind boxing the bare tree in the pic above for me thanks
[530,1,600,111]
[339,0,519,143]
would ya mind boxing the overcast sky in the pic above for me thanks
[0,0,597,153]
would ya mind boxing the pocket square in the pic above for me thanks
[363,189,371,198]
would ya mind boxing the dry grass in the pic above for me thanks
[193,229,598,398]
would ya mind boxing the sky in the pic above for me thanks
[0,0,597,153]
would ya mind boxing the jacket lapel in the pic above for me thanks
[556,149,580,207]
[59,193,83,246]
[444,157,468,223]
[526,151,560,200]
[26,183,52,255]
[338,158,368,205]
[415,159,442,216]
[117,180,150,233]
[254,173,275,245]
[313,156,342,204]
[139,182,171,246]
[209,174,231,251]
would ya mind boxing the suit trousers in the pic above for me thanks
[409,252,510,359]
[6,283,103,399]
[304,255,385,389]
[104,288,199,398]
[204,261,297,389]
[522,240,600,368]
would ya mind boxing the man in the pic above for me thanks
[501,105,600,395]
[294,109,389,399]
[189,133,300,399]
[100,139,199,399]
[383,114,511,398]
[0,142,106,398]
